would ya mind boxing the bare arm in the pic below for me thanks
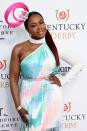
[9,45,29,124]
[9,45,21,108]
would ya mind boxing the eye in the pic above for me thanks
[40,21,44,24]
[31,25,36,27]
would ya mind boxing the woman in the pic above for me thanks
[9,11,82,131]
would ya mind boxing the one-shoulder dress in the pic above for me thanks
[19,42,64,131]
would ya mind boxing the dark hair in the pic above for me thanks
[24,11,60,66]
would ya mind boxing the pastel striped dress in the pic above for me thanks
[19,42,63,131]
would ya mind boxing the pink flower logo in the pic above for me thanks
[19,10,29,21]
[59,11,67,20]
[64,102,71,112]
[0,60,7,71]
[4,2,29,27]
[0,61,4,70]
[56,9,69,21]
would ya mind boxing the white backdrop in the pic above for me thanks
[0,0,87,131]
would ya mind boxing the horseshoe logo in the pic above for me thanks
[56,9,69,21]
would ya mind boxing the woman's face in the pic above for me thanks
[27,14,47,39]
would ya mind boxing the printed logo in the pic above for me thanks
[56,9,69,21]
[0,21,13,40]
[64,102,71,112]
[0,2,29,40]
[0,107,19,129]
[0,60,7,71]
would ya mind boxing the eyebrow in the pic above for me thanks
[30,23,37,25]
[30,18,44,25]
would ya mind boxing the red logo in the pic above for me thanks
[64,102,71,112]
[56,9,69,21]
[0,61,4,69]
[0,60,7,71]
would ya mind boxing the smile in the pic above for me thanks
[37,31,44,35]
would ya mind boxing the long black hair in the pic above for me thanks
[24,11,60,66]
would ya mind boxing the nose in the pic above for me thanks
[37,24,42,30]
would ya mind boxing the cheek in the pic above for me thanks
[29,28,37,34]
[43,24,47,29]
[41,24,47,34]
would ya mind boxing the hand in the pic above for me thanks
[18,107,29,125]
[48,74,62,87]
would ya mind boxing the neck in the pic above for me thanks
[29,36,45,44]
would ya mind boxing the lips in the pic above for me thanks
[37,30,44,35]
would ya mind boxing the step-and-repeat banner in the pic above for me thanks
[0,0,87,131]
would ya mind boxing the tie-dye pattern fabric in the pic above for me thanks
[19,42,63,131]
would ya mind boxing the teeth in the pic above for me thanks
[38,31,44,34]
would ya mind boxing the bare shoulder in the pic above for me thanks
[12,41,29,55]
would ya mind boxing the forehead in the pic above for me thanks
[28,14,43,24]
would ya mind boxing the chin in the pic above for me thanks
[36,35,45,40]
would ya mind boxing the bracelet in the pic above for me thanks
[16,105,22,111]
